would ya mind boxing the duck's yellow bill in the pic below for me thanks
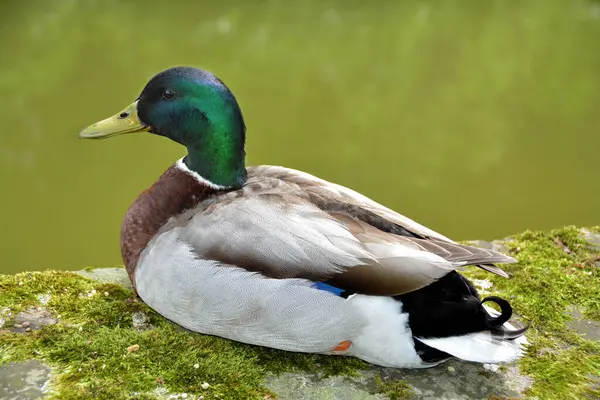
[79,100,150,139]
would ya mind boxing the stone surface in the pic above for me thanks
[76,267,133,289]
[11,308,56,333]
[265,372,385,400]
[0,360,51,400]
[389,361,531,400]
[568,307,600,341]
[265,360,533,400]
[581,228,600,268]
[132,310,152,330]
[581,228,600,251]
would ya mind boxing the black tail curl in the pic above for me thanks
[395,271,528,339]
[481,295,529,340]
[481,296,512,328]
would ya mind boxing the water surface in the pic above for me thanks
[1,0,599,274]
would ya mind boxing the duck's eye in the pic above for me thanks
[162,89,176,100]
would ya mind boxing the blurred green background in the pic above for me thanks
[1,0,599,274]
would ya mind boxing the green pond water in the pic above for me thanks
[1,0,599,274]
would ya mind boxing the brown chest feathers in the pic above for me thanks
[120,164,219,288]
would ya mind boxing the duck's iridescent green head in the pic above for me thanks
[79,67,247,188]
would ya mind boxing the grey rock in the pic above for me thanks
[568,307,600,341]
[76,267,132,289]
[265,372,385,400]
[132,311,152,330]
[11,308,56,333]
[265,360,533,400]
[580,228,600,252]
[0,360,51,400]
[381,360,531,400]
[580,229,600,268]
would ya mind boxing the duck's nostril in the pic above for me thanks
[119,112,129,119]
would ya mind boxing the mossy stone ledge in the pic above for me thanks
[1,226,599,400]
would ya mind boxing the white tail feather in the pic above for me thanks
[415,305,528,364]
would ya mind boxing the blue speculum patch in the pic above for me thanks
[313,282,345,296]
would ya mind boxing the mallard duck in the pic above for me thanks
[79,66,527,368]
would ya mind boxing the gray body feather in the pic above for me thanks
[160,165,514,295]
[134,165,519,367]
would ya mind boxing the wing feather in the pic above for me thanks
[171,166,516,295]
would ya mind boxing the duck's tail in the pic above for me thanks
[414,300,528,364]
[395,271,529,365]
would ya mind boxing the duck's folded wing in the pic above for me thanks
[256,166,516,279]
[175,170,515,296]
[251,166,457,242]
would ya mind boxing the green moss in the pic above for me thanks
[462,225,600,400]
[373,373,414,400]
[0,270,369,399]
[2,226,599,399]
